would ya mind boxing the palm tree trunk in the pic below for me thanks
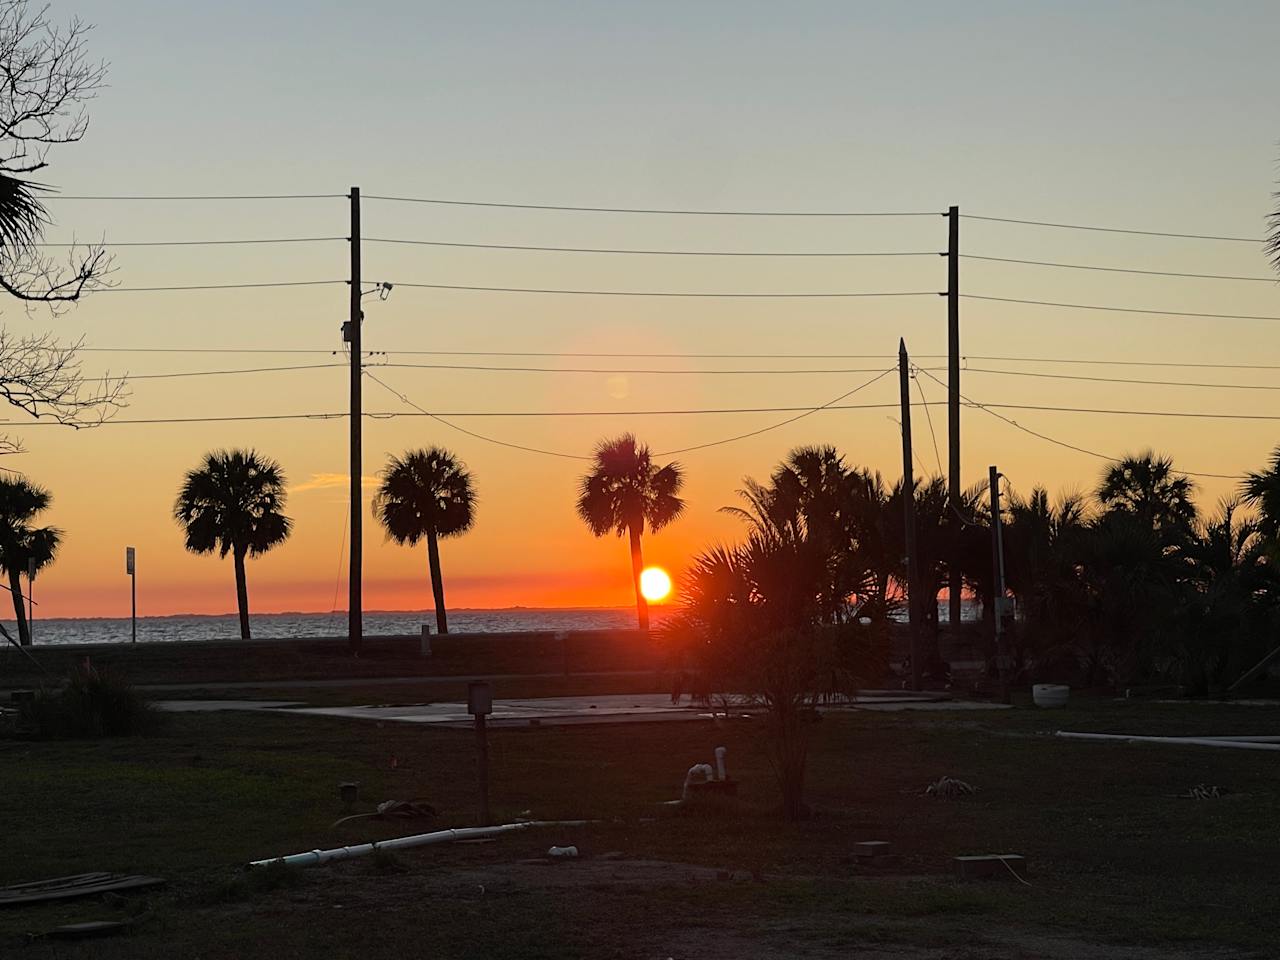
[8,568,28,646]
[629,524,649,631]
[233,547,251,640]
[427,530,448,635]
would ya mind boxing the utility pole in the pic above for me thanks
[947,205,962,631]
[988,465,1008,700]
[899,339,921,692]
[347,187,363,656]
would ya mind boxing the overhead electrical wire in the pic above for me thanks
[916,368,1241,480]
[963,366,1280,391]
[961,254,1277,283]
[392,282,937,299]
[35,236,345,247]
[99,279,345,293]
[962,214,1261,243]
[362,369,589,461]
[365,195,941,217]
[962,294,1280,322]
[128,362,348,380]
[370,361,938,376]
[50,193,344,201]
[365,237,937,257]
[654,368,896,456]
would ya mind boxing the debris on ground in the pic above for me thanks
[331,798,438,829]
[926,776,976,799]
[1179,784,1228,799]
[0,873,166,907]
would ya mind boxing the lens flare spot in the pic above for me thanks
[640,566,672,603]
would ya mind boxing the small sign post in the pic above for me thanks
[26,556,34,644]
[126,547,136,644]
[468,680,493,824]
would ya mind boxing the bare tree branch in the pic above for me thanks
[0,3,122,447]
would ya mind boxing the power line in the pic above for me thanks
[964,366,1280,391]
[363,370,589,461]
[50,193,344,201]
[8,398,1278,426]
[962,254,1277,283]
[916,368,1241,480]
[36,237,345,247]
[963,214,1261,243]
[371,361,938,376]
[964,355,1280,371]
[963,294,1280,322]
[655,368,896,456]
[394,282,938,299]
[71,346,1280,371]
[128,363,347,380]
[365,194,941,217]
[366,237,937,257]
[100,279,345,293]
[911,368,945,476]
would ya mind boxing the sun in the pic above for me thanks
[639,566,672,603]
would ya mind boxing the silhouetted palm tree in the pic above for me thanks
[0,476,60,645]
[174,450,291,640]
[577,434,684,630]
[1242,446,1280,547]
[0,172,45,253]
[373,447,476,635]
[1097,452,1196,541]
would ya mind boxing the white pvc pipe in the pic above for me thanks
[1056,731,1280,752]
[248,820,594,869]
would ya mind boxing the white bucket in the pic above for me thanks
[1032,684,1069,708]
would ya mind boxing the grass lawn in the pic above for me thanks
[1,694,1277,958]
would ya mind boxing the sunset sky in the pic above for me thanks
[9,0,1280,619]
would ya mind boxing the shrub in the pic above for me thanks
[19,661,161,738]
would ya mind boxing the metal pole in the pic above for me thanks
[475,714,491,824]
[26,556,33,645]
[947,205,962,630]
[348,186,363,656]
[899,339,921,692]
[131,569,137,644]
[988,465,1007,697]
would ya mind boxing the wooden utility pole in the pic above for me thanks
[899,339,921,692]
[347,187,363,656]
[947,205,962,631]
[988,465,1008,699]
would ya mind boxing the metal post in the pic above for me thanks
[899,339,921,692]
[947,205,962,630]
[26,556,33,645]
[988,466,1007,698]
[126,546,136,643]
[348,186,363,656]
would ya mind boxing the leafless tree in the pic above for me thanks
[0,2,120,453]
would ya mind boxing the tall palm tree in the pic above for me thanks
[1097,451,1196,542]
[1242,445,1280,547]
[0,476,60,646]
[577,434,684,630]
[372,447,476,635]
[174,450,291,640]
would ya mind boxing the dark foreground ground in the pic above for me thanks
[2,688,1277,959]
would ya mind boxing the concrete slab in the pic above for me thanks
[289,693,713,728]
[153,699,307,712]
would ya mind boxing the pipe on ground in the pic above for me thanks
[247,820,594,869]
